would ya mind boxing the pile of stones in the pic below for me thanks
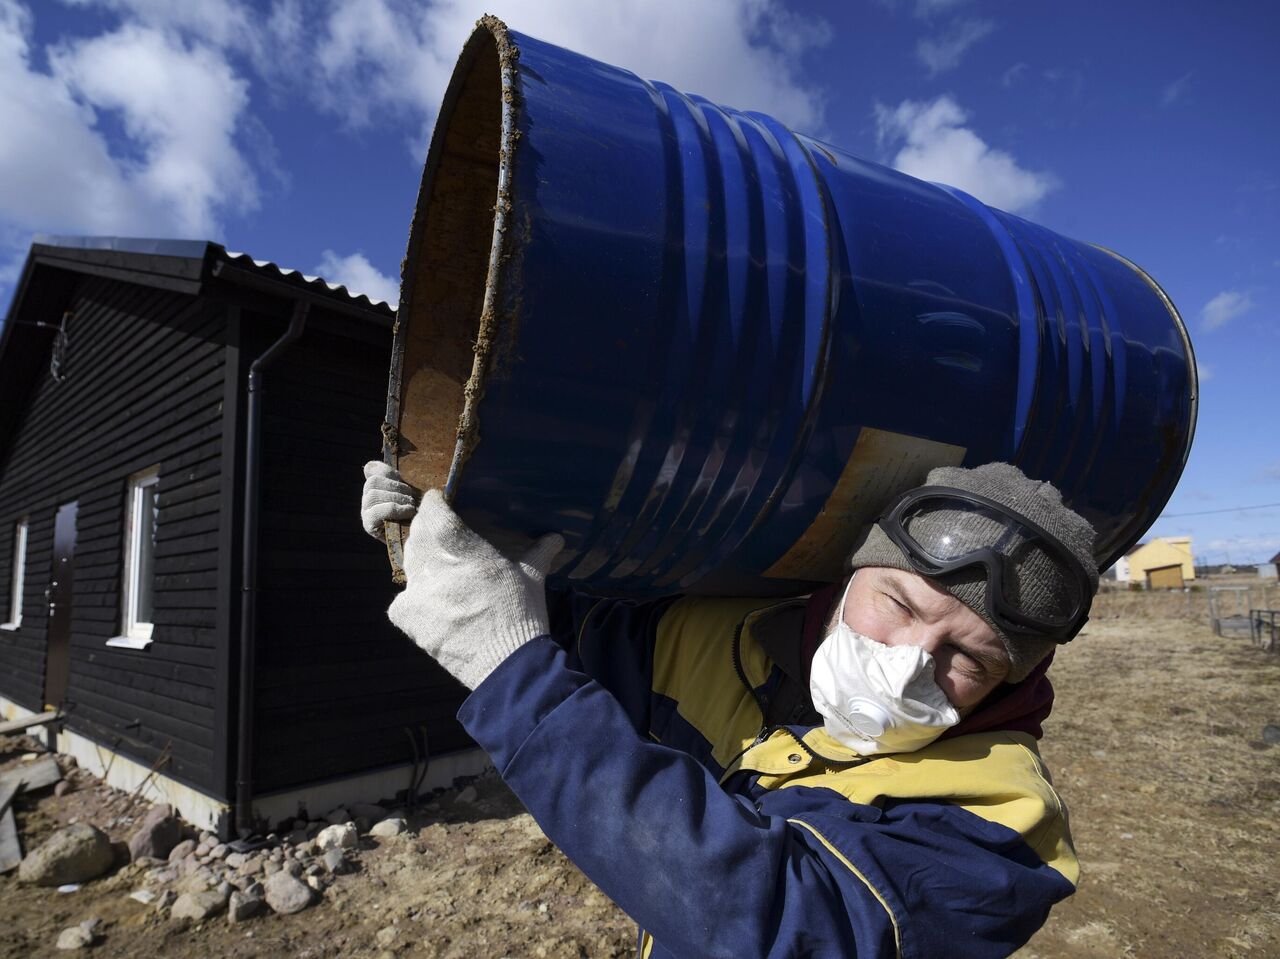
[20,796,415,947]
[133,801,410,924]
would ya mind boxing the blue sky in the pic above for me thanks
[1,0,1276,564]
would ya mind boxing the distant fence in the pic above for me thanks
[1250,610,1279,653]
[1090,581,1280,654]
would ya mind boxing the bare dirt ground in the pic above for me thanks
[3,591,1278,958]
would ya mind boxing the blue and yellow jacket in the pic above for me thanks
[458,587,1078,959]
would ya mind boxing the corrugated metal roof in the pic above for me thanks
[219,246,394,311]
[29,235,396,315]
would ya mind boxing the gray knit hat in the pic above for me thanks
[846,462,1098,683]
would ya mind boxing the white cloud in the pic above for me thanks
[916,17,993,76]
[913,0,971,17]
[1001,62,1027,88]
[50,24,257,235]
[1206,534,1280,563]
[60,0,833,157]
[0,0,256,238]
[1196,358,1213,382]
[1161,71,1193,108]
[314,250,399,305]
[59,0,256,49]
[1200,290,1253,331]
[273,0,832,150]
[875,96,1059,213]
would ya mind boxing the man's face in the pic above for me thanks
[833,566,1010,713]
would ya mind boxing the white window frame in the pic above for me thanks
[2,517,28,630]
[108,466,160,650]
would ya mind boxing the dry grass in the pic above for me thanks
[1018,607,1280,958]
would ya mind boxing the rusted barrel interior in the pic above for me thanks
[394,31,503,495]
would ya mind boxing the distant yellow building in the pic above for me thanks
[1113,537,1196,589]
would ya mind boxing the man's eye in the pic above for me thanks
[951,648,985,677]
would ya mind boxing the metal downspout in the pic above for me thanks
[235,300,309,835]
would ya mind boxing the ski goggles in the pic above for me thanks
[878,486,1094,643]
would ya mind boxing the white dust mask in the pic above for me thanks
[809,573,960,756]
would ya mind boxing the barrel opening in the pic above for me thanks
[396,29,505,493]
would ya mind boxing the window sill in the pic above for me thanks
[0,622,19,631]
[106,635,153,650]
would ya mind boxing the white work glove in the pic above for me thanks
[361,460,419,542]
[387,488,565,690]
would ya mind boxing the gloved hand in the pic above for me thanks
[361,460,419,542]
[387,488,565,690]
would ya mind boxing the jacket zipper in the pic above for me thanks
[727,615,868,775]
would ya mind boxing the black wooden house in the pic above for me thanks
[0,237,482,836]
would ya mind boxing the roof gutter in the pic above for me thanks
[235,298,310,836]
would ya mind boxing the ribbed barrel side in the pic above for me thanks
[554,90,831,590]
[989,210,1195,567]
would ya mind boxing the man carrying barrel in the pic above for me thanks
[360,459,1097,959]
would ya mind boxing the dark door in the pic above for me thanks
[44,500,77,708]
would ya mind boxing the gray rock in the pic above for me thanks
[55,925,94,950]
[321,848,349,875]
[262,860,282,876]
[168,839,197,863]
[228,889,263,923]
[55,780,73,797]
[19,823,116,886]
[315,823,358,851]
[216,880,233,899]
[284,860,303,878]
[1263,723,1280,745]
[176,866,219,894]
[455,786,478,804]
[348,803,387,822]
[155,889,177,911]
[128,804,181,861]
[263,872,315,915]
[149,866,179,884]
[286,828,309,846]
[245,880,264,898]
[224,851,247,869]
[370,818,407,839]
[324,807,351,825]
[170,887,229,921]
[210,843,229,860]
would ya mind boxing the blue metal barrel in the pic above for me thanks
[383,16,1196,596]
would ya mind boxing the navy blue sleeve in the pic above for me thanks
[544,585,680,735]
[459,637,1072,959]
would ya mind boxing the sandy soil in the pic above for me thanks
[3,596,1277,958]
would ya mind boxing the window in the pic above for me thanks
[108,466,159,649]
[2,517,27,629]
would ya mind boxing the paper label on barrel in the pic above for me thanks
[761,427,967,582]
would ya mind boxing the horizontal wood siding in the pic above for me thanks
[0,276,228,793]
[250,317,471,794]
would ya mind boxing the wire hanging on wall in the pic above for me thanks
[12,309,72,383]
[49,310,71,382]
